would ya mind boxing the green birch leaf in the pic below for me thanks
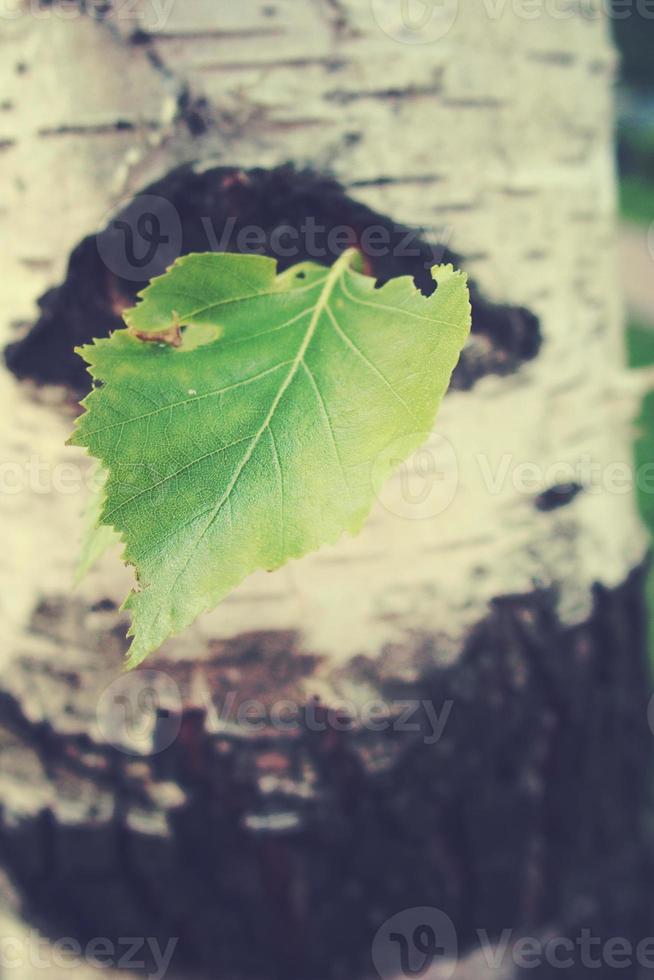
[70,249,470,666]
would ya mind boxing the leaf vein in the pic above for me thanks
[301,360,350,495]
[325,305,420,426]
[103,433,256,522]
[84,359,293,437]
[339,273,462,328]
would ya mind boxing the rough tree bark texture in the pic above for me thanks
[0,2,652,979]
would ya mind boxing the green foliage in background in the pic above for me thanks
[617,117,654,228]
[620,175,654,228]
[627,320,654,653]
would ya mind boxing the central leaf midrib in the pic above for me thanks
[171,250,354,564]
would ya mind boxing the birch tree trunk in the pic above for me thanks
[0,2,652,979]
